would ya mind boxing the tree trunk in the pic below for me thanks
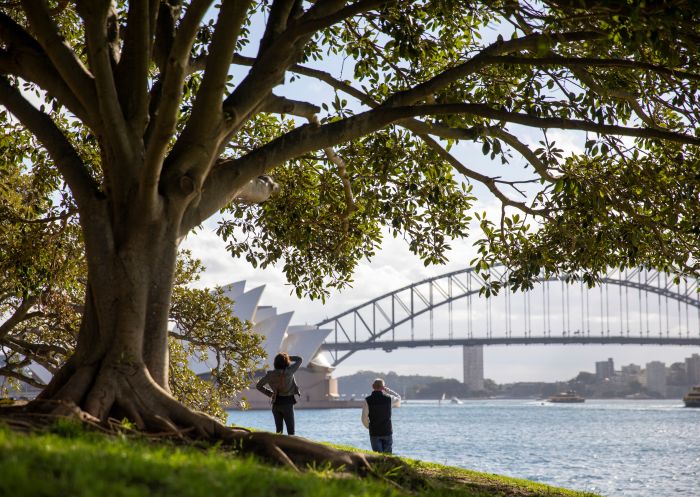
[36,214,181,423]
[29,183,378,473]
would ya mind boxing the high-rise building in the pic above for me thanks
[686,354,700,384]
[621,363,641,376]
[595,357,615,380]
[645,361,667,395]
[462,345,484,391]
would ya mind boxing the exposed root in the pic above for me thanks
[1,364,402,482]
[269,444,300,471]
[0,397,413,491]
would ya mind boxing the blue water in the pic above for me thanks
[227,399,699,497]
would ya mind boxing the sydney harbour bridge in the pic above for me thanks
[316,266,700,369]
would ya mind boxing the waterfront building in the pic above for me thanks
[462,345,484,391]
[620,363,641,376]
[686,354,700,384]
[668,362,688,386]
[595,358,615,381]
[644,361,667,396]
[187,281,355,409]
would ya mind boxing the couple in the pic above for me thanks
[256,354,400,454]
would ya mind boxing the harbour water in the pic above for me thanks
[227,399,699,497]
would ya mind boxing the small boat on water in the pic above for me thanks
[624,392,653,400]
[450,396,463,404]
[682,386,700,408]
[548,390,585,403]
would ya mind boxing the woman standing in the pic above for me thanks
[255,353,303,435]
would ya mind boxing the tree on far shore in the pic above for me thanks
[1,1,699,468]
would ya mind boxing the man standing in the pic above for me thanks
[361,378,401,453]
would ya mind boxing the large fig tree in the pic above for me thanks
[1,0,699,465]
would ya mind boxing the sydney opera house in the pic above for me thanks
[3,280,355,408]
[189,281,359,409]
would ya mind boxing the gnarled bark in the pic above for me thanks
[27,202,378,473]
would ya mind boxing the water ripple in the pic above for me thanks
[228,399,699,497]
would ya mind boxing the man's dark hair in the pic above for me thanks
[274,352,291,370]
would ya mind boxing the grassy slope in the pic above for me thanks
[0,421,601,497]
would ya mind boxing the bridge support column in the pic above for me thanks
[463,345,484,391]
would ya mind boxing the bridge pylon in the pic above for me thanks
[463,345,484,391]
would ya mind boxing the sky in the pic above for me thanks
[181,208,699,384]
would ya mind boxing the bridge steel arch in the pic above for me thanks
[316,266,700,366]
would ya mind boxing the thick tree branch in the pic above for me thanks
[76,0,133,167]
[420,103,700,144]
[152,1,179,71]
[0,337,71,372]
[184,95,699,233]
[0,365,46,389]
[0,14,94,127]
[258,0,300,53]
[0,297,38,341]
[143,0,212,204]
[5,335,70,359]
[219,3,357,144]
[286,0,391,38]
[0,77,99,209]
[169,0,252,182]
[12,4,97,121]
[384,32,605,107]
[262,93,321,119]
[116,0,155,135]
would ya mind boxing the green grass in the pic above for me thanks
[0,421,601,497]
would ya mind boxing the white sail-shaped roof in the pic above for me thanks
[281,325,332,366]
[222,281,246,301]
[253,305,277,323]
[308,350,334,369]
[254,311,294,367]
[231,285,265,322]
[195,281,336,373]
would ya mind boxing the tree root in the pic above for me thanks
[4,364,398,480]
[0,394,415,491]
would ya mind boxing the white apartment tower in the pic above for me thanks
[644,361,667,396]
[686,354,700,384]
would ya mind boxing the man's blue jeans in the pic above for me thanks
[370,435,393,453]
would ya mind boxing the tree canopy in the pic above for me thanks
[0,0,699,467]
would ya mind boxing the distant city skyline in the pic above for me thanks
[182,217,699,384]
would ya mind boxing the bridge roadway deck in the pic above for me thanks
[321,336,700,352]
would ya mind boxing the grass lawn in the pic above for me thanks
[0,420,601,497]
